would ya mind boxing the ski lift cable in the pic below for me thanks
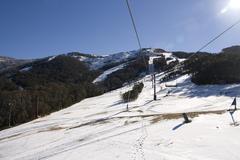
[125,0,142,51]
[163,17,240,76]
[125,0,240,148]
[125,0,149,109]
[125,1,148,159]
[196,18,240,53]
[125,0,148,110]
[125,0,240,75]
[125,0,148,69]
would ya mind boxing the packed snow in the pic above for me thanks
[0,58,5,62]
[0,57,12,63]
[43,49,178,71]
[161,52,180,64]
[82,50,139,70]
[48,56,57,62]
[72,55,88,61]
[0,74,240,160]
[93,63,126,83]
[20,66,32,72]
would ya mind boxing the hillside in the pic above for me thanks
[0,56,31,72]
[0,46,240,159]
[186,45,240,84]
[1,46,239,130]
[0,74,239,160]
[0,48,175,129]
[0,55,104,129]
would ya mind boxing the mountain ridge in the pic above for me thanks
[0,45,239,130]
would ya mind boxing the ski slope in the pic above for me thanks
[93,63,126,83]
[82,50,139,70]
[0,74,240,160]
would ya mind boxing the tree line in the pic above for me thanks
[0,56,104,129]
[185,46,240,84]
[101,56,148,90]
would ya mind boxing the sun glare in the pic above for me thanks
[221,0,240,14]
[229,0,240,9]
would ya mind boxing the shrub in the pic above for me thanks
[122,82,144,102]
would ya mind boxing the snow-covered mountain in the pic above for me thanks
[0,48,170,74]
[0,72,239,160]
[0,56,31,72]
[67,50,140,70]
[45,48,169,70]
[0,48,177,129]
[1,47,239,160]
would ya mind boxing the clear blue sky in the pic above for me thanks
[0,0,240,59]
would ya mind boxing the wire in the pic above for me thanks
[187,17,240,61]
[125,0,145,109]
[125,0,142,50]
[125,0,148,68]
[125,1,148,159]
[196,18,240,53]
[165,17,240,75]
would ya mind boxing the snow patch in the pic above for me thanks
[1,53,240,160]
[82,50,139,70]
[20,66,32,72]
[0,58,5,62]
[93,63,126,83]
[48,56,56,61]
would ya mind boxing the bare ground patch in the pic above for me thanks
[38,126,65,133]
[63,112,71,115]
[68,109,227,130]
[151,110,226,124]
[69,118,110,130]
[124,120,139,125]
[0,133,22,142]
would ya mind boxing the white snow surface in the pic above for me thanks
[1,74,240,160]
[20,66,32,72]
[48,56,57,62]
[162,52,179,64]
[93,63,126,83]
[0,58,5,62]
[83,50,139,70]
[93,51,179,83]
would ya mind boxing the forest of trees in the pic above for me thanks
[102,56,148,90]
[1,46,239,130]
[0,56,104,129]
[185,46,240,84]
[0,54,150,130]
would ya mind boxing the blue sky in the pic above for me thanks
[0,0,240,59]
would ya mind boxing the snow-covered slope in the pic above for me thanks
[0,73,240,160]
[82,50,139,70]
[64,49,170,70]
[59,50,140,70]
[93,63,126,83]
[0,56,31,72]
[92,50,179,83]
